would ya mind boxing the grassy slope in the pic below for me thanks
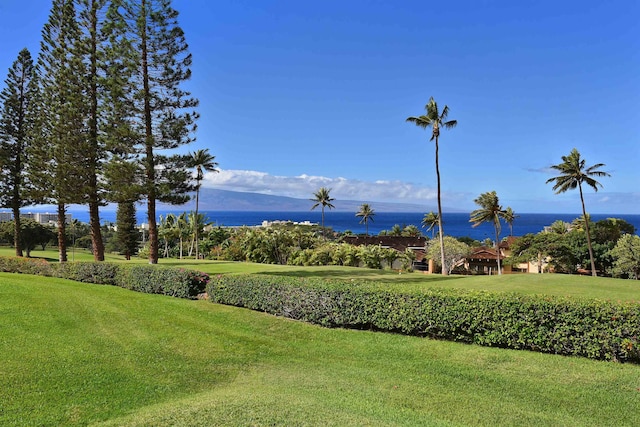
[1,273,640,426]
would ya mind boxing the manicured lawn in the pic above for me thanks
[1,272,640,426]
[3,246,640,301]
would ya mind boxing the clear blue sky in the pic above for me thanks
[1,0,638,214]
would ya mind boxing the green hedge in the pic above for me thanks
[0,256,54,276]
[207,274,640,363]
[0,256,209,299]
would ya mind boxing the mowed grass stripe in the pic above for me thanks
[1,272,639,426]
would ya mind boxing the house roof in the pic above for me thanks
[468,246,505,260]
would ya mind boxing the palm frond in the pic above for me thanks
[440,105,449,121]
[443,119,457,129]
[406,115,431,128]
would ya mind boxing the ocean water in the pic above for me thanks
[63,210,640,241]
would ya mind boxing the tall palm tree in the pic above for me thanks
[407,97,457,276]
[503,207,517,236]
[421,211,440,239]
[310,187,335,239]
[470,191,507,275]
[546,148,610,276]
[190,149,218,260]
[355,203,375,236]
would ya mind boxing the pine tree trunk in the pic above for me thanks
[147,195,158,264]
[87,2,104,262]
[57,203,67,263]
[141,0,158,264]
[89,197,104,261]
[195,186,200,260]
[12,206,22,257]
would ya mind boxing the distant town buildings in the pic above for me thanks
[0,211,72,225]
[261,220,316,227]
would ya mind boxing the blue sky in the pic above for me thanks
[1,0,638,214]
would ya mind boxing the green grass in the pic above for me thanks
[3,246,640,301]
[1,272,640,426]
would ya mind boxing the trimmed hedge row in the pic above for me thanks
[207,274,640,363]
[0,256,209,299]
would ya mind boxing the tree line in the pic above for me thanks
[405,97,619,277]
[0,0,213,264]
[313,182,638,277]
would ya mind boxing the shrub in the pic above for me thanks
[0,256,54,276]
[54,262,120,285]
[116,266,209,298]
[207,274,640,363]
[0,256,209,299]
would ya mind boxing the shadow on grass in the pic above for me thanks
[255,269,465,284]
[28,255,60,263]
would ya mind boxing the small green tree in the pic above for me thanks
[116,201,140,260]
[426,236,470,275]
[506,233,555,273]
[609,234,640,279]
[381,247,398,270]
[0,219,55,257]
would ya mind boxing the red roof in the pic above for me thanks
[468,246,504,260]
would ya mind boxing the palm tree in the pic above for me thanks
[470,191,507,275]
[390,224,403,236]
[421,211,440,239]
[174,212,190,259]
[546,148,610,276]
[504,207,518,236]
[187,211,210,257]
[190,149,219,260]
[407,97,457,276]
[355,203,375,236]
[158,213,177,258]
[401,224,422,237]
[310,187,335,239]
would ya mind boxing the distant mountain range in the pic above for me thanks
[167,188,446,213]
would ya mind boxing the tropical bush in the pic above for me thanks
[207,274,640,363]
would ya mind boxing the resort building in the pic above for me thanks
[0,211,72,225]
